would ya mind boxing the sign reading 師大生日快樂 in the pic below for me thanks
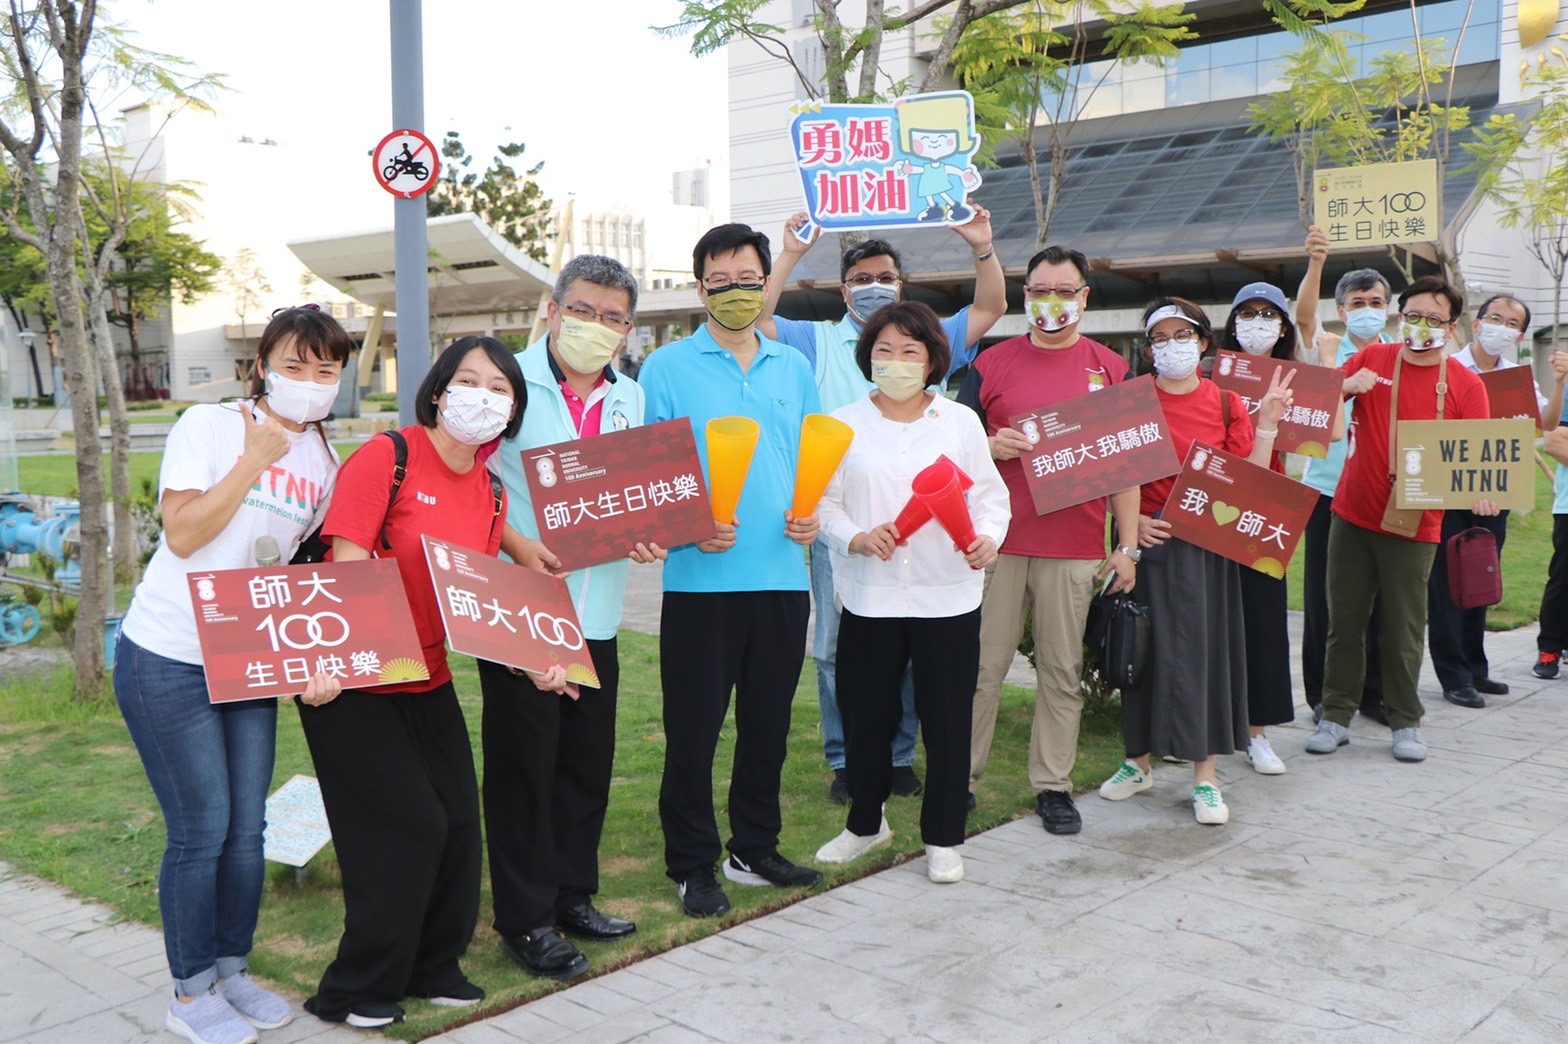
[1313,158,1438,248]
[1393,418,1536,511]
[789,90,983,236]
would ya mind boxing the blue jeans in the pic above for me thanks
[811,537,917,770]
[114,633,276,995]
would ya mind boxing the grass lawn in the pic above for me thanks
[0,634,1123,1041]
[15,445,362,499]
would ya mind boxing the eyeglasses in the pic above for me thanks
[1024,284,1085,298]
[562,301,634,331]
[1480,312,1525,330]
[1401,311,1450,327]
[1235,307,1281,322]
[1148,328,1201,348]
[702,276,764,292]
[845,273,900,287]
[270,304,323,317]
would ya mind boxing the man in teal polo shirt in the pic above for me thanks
[757,209,1006,801]
[638,223,824,918]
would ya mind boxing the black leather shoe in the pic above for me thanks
[829,768,848,804]
[1359,702,1390,726]
[890,765,924,797]
[1473,677,1510,696]
[557,902,636,942]
[1443,685,1485,709]
[1035,789,1082,835]
[500,927,589,981]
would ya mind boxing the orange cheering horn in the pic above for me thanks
[704,416,760,525]
[790,413,855,518]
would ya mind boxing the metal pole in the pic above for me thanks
[390,0,429,429]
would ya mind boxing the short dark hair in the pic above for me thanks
[1223,296,1299,362]
[247,306,355,399]
[414,336,528,441]
[1025,245,1091,284]
[1478,293,1532,329]
[854,300,951,385]
[1140,296,1213,357]
[692,223,772,282]
[1399,275,1464,322]
[840,239,902,283]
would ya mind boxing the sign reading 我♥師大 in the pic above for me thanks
[1009,375,1180,517]
[1393,418,1536,511]
[789,90,983,237]
[422,535,600,687]
[1211,350,1343,459]
[1160,442,1318,577]
[188,559,428,704]
[522,419,716,571]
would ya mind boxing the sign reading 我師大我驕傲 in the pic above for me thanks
[1393,418,1536,511]
[1314,158,1438,248]
[789,90,983,236]
[1212,350,1344,459]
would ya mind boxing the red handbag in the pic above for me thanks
[1446,526,1502,609]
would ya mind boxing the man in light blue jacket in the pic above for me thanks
[481,256,654,982]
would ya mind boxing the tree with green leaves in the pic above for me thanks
[1248,0,1476,287]
[425,131,553,262]
[950,0,1194,246]
[1465,51,1568,351]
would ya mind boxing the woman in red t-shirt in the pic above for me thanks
[1098,297,1291,827]
[296,337,565,1029]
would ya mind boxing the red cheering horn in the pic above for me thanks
[910,458,977,552]
[893,455,972,544]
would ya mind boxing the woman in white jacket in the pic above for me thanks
[813,301,1010,884]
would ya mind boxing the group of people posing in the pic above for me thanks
[114,212,1567,1044]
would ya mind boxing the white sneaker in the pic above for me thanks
[926,845,964,883]
[1247,735,1286,775]
[166,988,258,1044]
[1192,783,1229,825]
[815,818,893,863]
[1098,760,1153,801]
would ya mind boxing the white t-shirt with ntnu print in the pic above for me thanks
[120,402,339,666]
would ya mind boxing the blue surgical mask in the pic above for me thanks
[848,282,898,321]
[1344,306,1388,339]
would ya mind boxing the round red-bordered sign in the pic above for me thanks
[373,128,440,199]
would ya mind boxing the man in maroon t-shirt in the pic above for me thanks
[1306,275,1496,764]
[957,245,1140,836]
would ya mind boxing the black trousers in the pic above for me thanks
[1237,567,1295,727]
[479,637,619,938]
[837,609,977,849]
[1427,509,1508,690]
[658,591,809,881]
[1540,515,1568,653]
[296,682,480,1016]
[1302,493,1384,710]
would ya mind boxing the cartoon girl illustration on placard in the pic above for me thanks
[892,92,982,223]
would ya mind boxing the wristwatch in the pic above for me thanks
[1115,544,1142,563]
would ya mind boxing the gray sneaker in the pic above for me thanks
[1391,727,1427,762]
[1304,719,1350,754]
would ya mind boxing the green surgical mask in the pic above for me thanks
[705,286,766,331]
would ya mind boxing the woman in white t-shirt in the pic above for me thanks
[811,301,1010,885]
[115,306,352,1044]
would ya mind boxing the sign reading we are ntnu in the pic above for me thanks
[1393,418,1535,511]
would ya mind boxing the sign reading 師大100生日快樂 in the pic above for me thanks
[789,90,984,238]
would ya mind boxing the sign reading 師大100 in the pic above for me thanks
[789,90,984,237]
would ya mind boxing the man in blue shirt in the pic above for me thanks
[757,209,1006,802]
[638,223,824,918]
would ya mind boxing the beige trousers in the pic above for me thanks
[969,554,1100,794]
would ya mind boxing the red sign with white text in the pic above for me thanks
[1479,366,1543,432]
[422,535,600,687]
[1211,350,1343,458]
[1009,375,1180,517]
[189,559,428,704]
[1160,442,1317,577]
[522,419,715,570]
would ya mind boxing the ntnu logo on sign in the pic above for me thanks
[416,491,437,506]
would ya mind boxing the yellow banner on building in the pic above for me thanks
[1313,159,1439,248]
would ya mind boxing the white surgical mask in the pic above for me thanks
[554,316,622,374]
[1153,341,1202,381]
[1028,295,1080,334]
[1475,321,1519,358]
[1344,306,1388,339]
[441,385,512,445]
[1235,317,1282,355]
[1401,320,1445,353]
[848,282,898,321]
[265,368,338,424]
[871,359,928,402]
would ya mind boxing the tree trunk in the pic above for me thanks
[83,253,134,586]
